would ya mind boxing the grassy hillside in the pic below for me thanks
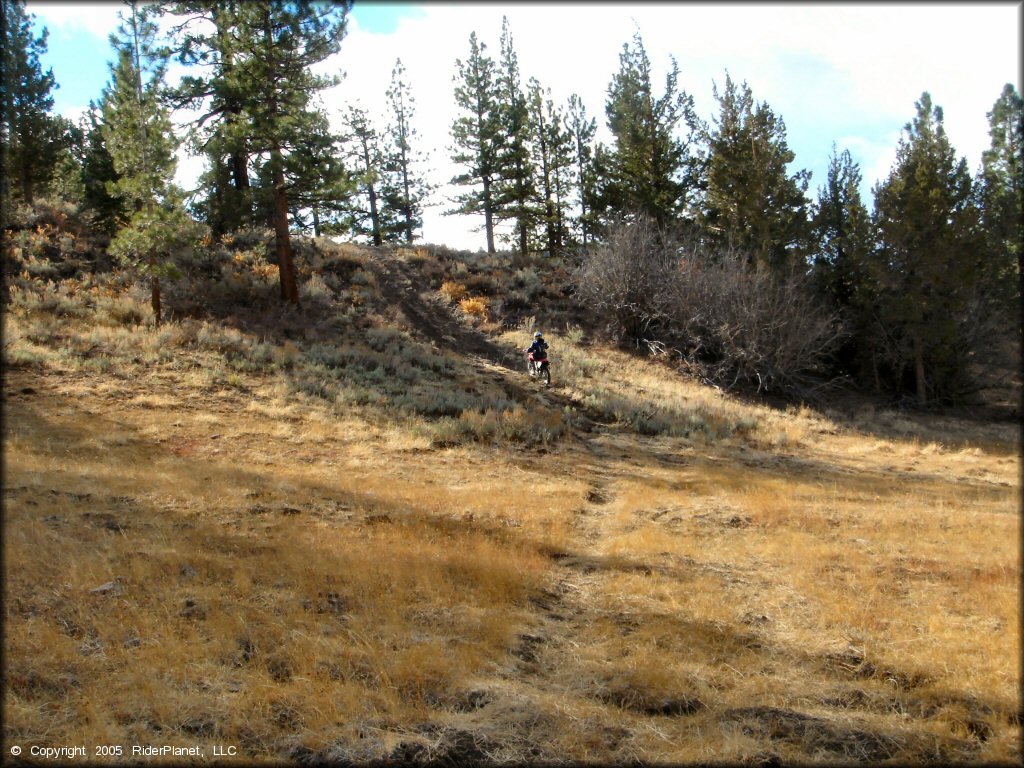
[3,206,1020,764]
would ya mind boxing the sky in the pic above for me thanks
[27,1,1023,251]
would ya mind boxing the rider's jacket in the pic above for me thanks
[527,339,549,360]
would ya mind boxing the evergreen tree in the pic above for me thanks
[871,92,985,404]
[811,144,871,307]
[702,72,811,272]
[287,109,353,239]
[449,31,500,253]
[1,0,57,211]
[978,83,1023,313]
[343,105,388,246]
[565,93,599,247]
[381,58,431,244]
[603,31,701,227]
[223,0,350,304]
[528,78,573,255]
[162,1,256,234]
[810,144,872,378]
[81,97,126,234]
[492,17,536,255]
[103,0,196,326]
[45,115,85,204]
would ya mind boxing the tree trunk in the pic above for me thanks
[312,205,321,238]
[367,181,382,246]
[400,143,413,244]
[21,163,34,207]
[914,334,927,405]
[262,7,298,305]
[270,145,299,305]
[150,271,162,326]
[359,135,382,246]
[576,134,589,247]
[482,175,495,253]
[215,3,249,230]
[230,150,249,191]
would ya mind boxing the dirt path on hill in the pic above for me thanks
[366,250,515,367]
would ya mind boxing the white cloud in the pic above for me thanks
[28,2,123,42]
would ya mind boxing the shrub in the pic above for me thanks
[439,280,468,304]
[574,215,842,395]
[302,273,334,301]
[95,293,148,327]
[463,272,497,296]
[573,215,679,343]
[458,296,489,322]
[666,254,843,394]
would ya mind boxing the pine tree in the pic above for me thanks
[565,93,599,247]
[380,58,431,244]
[287,110,353,239]
[1,0,57,211]
[492,17,536,255]
[449,31,500,253]
[871,92,985,404]
[528,78,573,255]
[702,72,811,273]
[45,115,85,204]
[81,97,126,234]
[811,144,871,306]
[224,0,350,304]
[103,0,196,326]
[162,1,255,234]
[810,144,872,377]
[603,31,702,227]
[343,105,388,246]
[978,83,1023,313]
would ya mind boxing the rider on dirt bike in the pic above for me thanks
[524,331,550,384]
[525,331,549,363]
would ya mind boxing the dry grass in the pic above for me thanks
[2,241,1020,764]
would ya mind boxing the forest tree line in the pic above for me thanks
[2,0,1020,403]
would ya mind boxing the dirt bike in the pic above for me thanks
[526,352,551,386]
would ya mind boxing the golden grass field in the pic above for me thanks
[2,234,1021,764]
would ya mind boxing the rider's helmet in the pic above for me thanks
[534,331,543,339]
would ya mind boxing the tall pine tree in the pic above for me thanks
[449,31,500,253]
[381,58,431,244]
[162,1,261,235]
[103,0,195,326]
[565,93,599,247]
[871,92,985,404]
[702,72,810,273]
[603,31,701,227]
[223,0,350,304]
[978,83,1022,315]
[810,144,872,378]
[284,108,353,238]
[81,95,126,233]
[528,78,573,255]
[343,105,388,246]
[492,17,536,255]
[1,0,58,211]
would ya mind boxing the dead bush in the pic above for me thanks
[574,215,843,395]
[572,215,678,343]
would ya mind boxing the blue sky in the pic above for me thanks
[27,2,1023,250]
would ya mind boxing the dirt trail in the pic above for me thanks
[366,249,515,367]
